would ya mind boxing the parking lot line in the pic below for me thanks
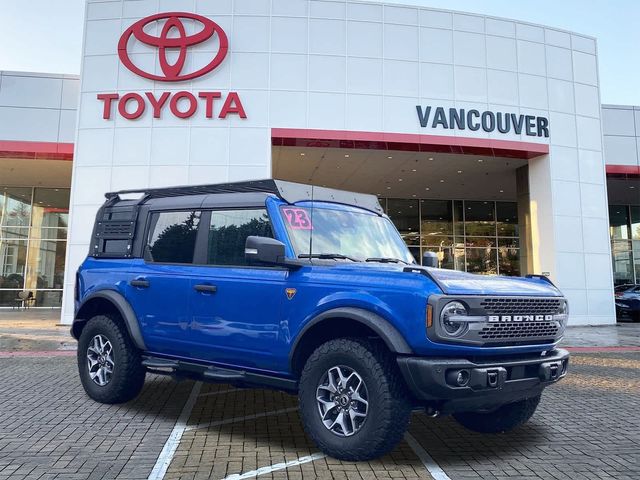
[405,432,451,480]
[198,387,237,397]
[184,406,299,432]
[148,381,202,480]
[221,452,327,480]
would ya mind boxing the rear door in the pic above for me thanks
[125,209,201,358]
[187,208,287,372]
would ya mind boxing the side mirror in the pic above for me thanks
[422,251,439,268]
[245,236,286,265]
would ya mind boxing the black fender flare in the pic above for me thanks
[289,307,413,369]
[73,290,147,351]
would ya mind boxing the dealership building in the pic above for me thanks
[0,0,638,326]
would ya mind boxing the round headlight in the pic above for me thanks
[440,301,468,337]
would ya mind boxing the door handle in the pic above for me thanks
[130,279,150,288]
[194,284,217,293]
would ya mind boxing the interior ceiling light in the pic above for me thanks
[412,169,417,172]
[428,157,434,161]
[344,154,350,158]
[386,186,392,189]
[500,190,504,193]
[440,179,445,183]
[457,170,462,174]
[300,153,305,156]
[387,156,393,159]
[398,178,403,182]
[425,187,430,191]
[478,159,484,162]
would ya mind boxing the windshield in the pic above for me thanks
[280,204,414,263]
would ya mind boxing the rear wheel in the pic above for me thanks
[77,315,146,404]
[298,338,412,461]
[453,395,541,433]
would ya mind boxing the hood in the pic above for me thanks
[423,267,562,296]
[322,262,563,297]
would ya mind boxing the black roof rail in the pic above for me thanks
[104,179,384,214]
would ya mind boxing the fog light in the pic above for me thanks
[446,369,470,387]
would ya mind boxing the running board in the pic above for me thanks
[141,355,298,392]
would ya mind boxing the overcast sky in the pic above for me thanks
[1,0,638,105]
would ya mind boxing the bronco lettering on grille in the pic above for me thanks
[488,315,554,322]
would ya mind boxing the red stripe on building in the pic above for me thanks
[0,141,74,161]
[606,164,640,176]
[271,128,549,159]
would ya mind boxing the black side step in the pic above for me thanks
[203,367,245,381]
[141,355,298,392]
[142,357,179,369]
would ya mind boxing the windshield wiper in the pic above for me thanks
[365,257,409,265]
[299,253,360,262]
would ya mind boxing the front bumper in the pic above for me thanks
[397,348,569,413]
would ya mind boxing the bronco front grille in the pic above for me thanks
[478,321,559,340]
[480,297,562,315]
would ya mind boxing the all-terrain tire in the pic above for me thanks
[453,394,541,433]
[298,338,412,461]
[77,315,146,404]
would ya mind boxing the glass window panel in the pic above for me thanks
[453,200,464,237]
[208,209,273,266]
[34,290,63,308]
[611,240,634,285]
[25,240,66,289]
[465,248,498,275]
[498,246,520,276]
[30,228,68,240]
[0,227,30,240]
[408,247,421,264]
[0,239,27,289]
[631,206,640,241]
[464,201,496,237]
[0,290,24,307]
[0,187,32,227]
[30,188,70,239]
[420,200,453,236]
[401,231,420,246]
[499,238,520,248]
[386,199,420,237]
[147,211,200,264]
[421,235,453,247]
[422,246,455,269]
[465,237,497,247]
[496,202,518,237]
[609,206,630,240]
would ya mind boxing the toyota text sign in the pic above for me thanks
[98,12,246,121]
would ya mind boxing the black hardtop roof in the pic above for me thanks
[105,179,384,214]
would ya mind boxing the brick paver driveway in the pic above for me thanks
[1,348,639,480]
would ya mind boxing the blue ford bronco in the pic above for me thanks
[72,180,569,460]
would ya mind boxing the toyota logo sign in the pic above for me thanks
[99,12,246,120]
[117,12,228,82]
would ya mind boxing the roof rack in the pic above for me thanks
[104,179,384,214]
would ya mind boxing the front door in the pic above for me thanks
[187,208,287,372]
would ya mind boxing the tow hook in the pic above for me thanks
[487,370,499,388]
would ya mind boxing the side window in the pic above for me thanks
[207,209,273,266]
[147,211,201,263]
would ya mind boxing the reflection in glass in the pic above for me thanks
[420,200,452,235]
[498,245,520,276]
[496,202,518,237]
[611,240,634,285]
[465,237,496,247]
[465,248,498,275]
[422,246,455,270]
[30,188,69,240]
[465,201,496,237]
[0,187,32,227]
[609,206,630,240]
[208,209,273,265]
[25,240,66,290]
[387,199,419,236]
[631,206,640,241]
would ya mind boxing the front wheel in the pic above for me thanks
[298,338,412,461]
[453,395,541,433]
[77,315,146,404]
